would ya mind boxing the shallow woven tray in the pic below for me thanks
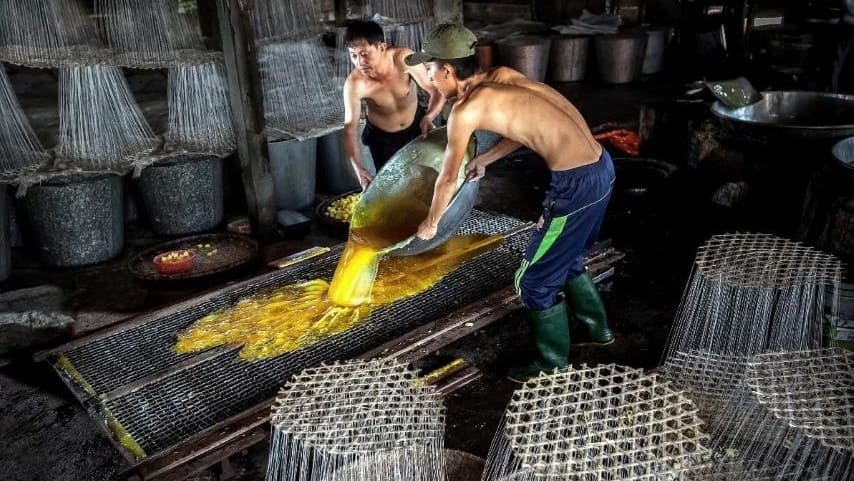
[129,233,258,281]
[315,189,360,235]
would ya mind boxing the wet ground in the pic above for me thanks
[0,79,747,480]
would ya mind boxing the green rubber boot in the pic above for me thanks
[565,272,614,345]
[507,302,570,383]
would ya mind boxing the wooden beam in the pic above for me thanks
[216,0,277,241]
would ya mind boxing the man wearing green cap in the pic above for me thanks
[406,24,616,382]
[342,20,447,189]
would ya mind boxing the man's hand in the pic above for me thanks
[419,116,436,138]
[416,219,438,240]
[466,157,487,182]
[355,166,373,190]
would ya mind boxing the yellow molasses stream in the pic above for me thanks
[174,233,502,360]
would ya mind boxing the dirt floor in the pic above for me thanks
[0,80,751,481]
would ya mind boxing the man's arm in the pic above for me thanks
[342,77,373,189]
[416,107,477,240]
[466,138,523,181]
[404,51,446,136]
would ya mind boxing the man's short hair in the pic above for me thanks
[344,20,385,47]
[441,55,478,80]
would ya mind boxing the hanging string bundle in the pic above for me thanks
[0,0,108,68]
[371,0,432,23]
[258,38,343,141]
[56,63,158,171]
[252,0,325,44]
[95,0,217,68]
[0,65,50,181]
[384,20,432,50]
[165,60,235,156]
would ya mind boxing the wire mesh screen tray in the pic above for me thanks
[48,210,530,463]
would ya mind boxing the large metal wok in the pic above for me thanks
[350,126,478,256]
[711,91,854,142]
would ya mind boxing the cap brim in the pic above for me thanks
[404,51,435,67]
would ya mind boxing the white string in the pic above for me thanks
[165,60,236,155]
[253,0,325,44]
[56,64,157,170]
[0,0,107,68]
[371,0,433,23]
[0,64,50,180]
[258,37,343,141]
[95,0,216,68]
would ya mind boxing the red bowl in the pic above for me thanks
[153,249,196,274]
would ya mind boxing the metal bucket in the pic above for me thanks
[641,28,669,75]
[496,36,551,82]
[548,35,590,82]
[0,185,9,281]
[351,126,478,256]
[317,122,376,195]
[475,41,495,71]
[20,174,124,267]
[269,137,317,210]
[593,33,647,84]
[136,154,224,236]
[833,137,854,179]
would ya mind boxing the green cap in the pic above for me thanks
[404,23,478,66]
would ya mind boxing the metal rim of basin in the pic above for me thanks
[710,91,854,136]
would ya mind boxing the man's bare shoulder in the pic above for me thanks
[344,70,372,93]
[389,47,415,68]
[487,66,527,83]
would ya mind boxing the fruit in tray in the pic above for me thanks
[153,249,195,274]
[325,193,361,222]
[160,250,192,262]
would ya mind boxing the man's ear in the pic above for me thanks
[377,41,387,53]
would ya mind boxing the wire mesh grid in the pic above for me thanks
[694,233,843,289]
[745,348,854,453]
[271,359,444,453]
[488,364,710,480]
[664,232,841,360]
[58,211,528,455]
[658,351,749,423]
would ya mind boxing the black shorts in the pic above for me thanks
[361,106,427,171]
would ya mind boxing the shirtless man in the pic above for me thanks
[406,24,616,382]
[343,20,446,189]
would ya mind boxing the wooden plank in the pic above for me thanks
[217,0,277,240]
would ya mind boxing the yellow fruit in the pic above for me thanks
[326,193,361,222]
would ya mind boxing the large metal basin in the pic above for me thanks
[350,126,477,256]
[711,91,854,142]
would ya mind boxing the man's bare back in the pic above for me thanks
[454,67,601,170]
